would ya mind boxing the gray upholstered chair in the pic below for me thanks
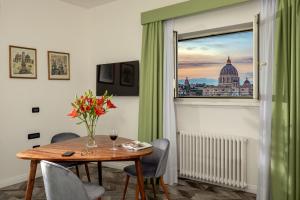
[122,139,170,200]
[51,132,91,182]
[41,160,105,200]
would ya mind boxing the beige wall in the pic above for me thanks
[88,0,260,193]
[88,0,187,140]
[0,0,260,193]
[0,0,187,188]
[174,0,260,193]
[0,0,90,187]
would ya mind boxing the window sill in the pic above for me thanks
[174,98,260,107]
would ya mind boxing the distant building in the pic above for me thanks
[184,77,190,92]
[179,57,253,97]
[203,57,252,97]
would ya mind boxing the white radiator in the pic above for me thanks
[179,131,248,189]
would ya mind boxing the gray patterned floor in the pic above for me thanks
[0,164,256,200]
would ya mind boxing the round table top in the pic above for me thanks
[17,135,153,162]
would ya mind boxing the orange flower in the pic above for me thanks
[68,109,78,118]
[107,100,116,109]
[95,107,105,116]
[69,90,116,121]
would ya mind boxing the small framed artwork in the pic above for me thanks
[48,51,70,80]
[9,45,37,79]
[120,63,135,86]
[98,64,115,84]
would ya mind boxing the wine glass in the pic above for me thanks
[109,129,118,150]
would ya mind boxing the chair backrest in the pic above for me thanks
[41,160,90,200]
[141,139,170,177]
[51,132,79,144]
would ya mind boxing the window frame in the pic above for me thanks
[174,17,259,100]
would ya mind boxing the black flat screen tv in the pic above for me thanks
[96,60,139,96]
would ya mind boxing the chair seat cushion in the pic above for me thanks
[83,182,105,200]
[124,163,157,178]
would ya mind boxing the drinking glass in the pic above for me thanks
[109,129,118,150]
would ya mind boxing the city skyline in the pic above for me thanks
[178,30,253,85]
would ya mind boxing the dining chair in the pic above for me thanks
[51,132,91,182]
[122,139,170,200]
[41,160,105,200]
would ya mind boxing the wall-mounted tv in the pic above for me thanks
[96,60,139,96]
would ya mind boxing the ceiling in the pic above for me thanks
[60,0,117,9]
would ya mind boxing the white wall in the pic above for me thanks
[174,0,260,193]
[88,0,260,193]
[0,0,261,193]
[0,0,90,187]
[88,0,187,140]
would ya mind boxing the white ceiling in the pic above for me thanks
[60,0,117,9]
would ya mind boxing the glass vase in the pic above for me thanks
[86,123,97,148]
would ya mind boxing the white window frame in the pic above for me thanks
[174,15,259,101]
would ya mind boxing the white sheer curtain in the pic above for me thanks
[257,0,276,199]
[163,19,178,185]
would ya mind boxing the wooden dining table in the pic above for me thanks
[16,135,153,200]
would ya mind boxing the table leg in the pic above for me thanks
[135,159,146,200]
[97,161,102,186]
[25,160,38,200]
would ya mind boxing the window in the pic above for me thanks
[176,22,258,99]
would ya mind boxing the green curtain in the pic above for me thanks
[272,0,300,200]
[138,21,164,142]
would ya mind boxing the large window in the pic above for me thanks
[176,23,258,99]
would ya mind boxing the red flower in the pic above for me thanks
[97,97,104,106]
[87,98,93,104]
[86,105,91,111]
[80,105,85,112]
[68,109,78,118]
[95,107,105,116]
[107,100,116,109]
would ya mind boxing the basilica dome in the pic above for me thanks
[220,57,238,76]
[218,57,240,87]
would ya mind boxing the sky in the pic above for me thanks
[178,30,253,85]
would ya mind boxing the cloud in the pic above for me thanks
[187,47,197,50]
[200,46,209,51]
[178,62,222,68]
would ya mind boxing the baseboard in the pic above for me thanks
[0,170,42,189]
[245,184,257,194]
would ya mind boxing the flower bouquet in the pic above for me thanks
[68,90,116,148]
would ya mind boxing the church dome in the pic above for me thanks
[244,78,250,84]
[243,77,251,87]
[220,57,238,76]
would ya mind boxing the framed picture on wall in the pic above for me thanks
[98,64,115,84]
[48,51,70,80]
[9,45,37,79]
[120,63,135,86]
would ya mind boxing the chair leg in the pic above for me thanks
[135,183,139,200]
[75,166,80,178]
[151,178,157,199]
[159,177,170,200]
[84,163,91,182]
[122,175,130,200]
